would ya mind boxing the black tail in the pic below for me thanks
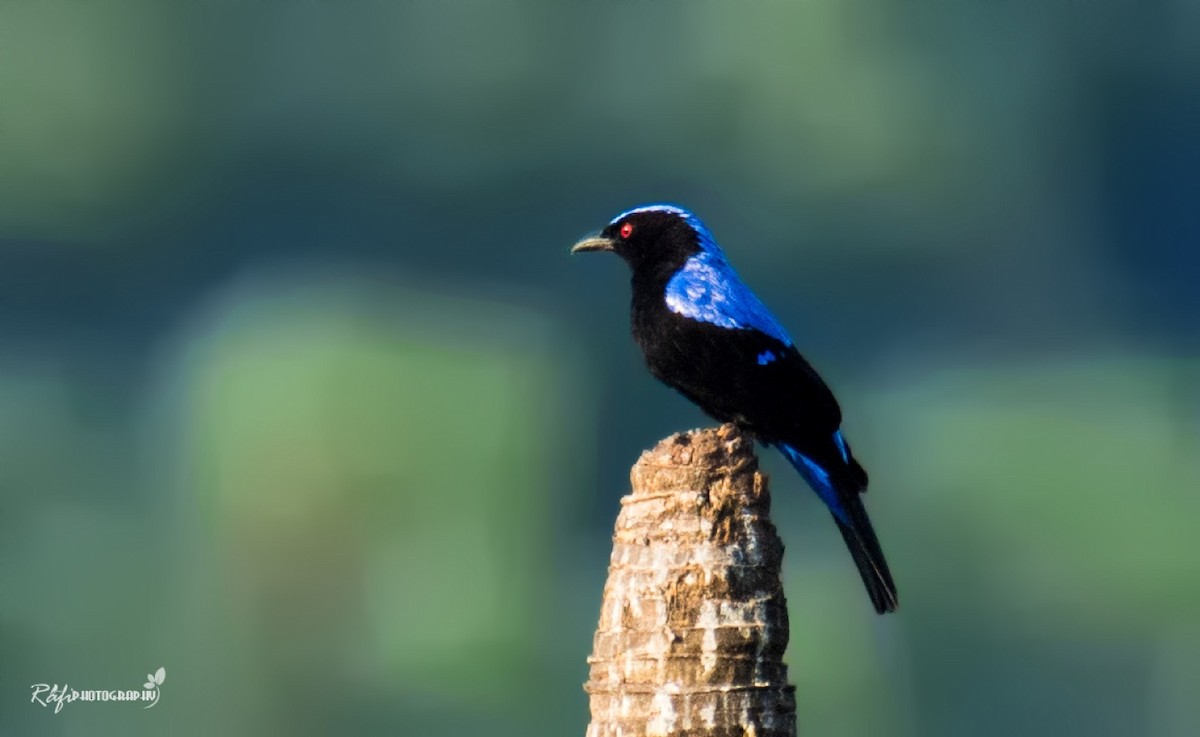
[774,439,897,614]
[835,494,898,614]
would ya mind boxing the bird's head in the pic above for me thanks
[571,204,719,272]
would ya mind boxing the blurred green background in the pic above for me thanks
[2,2,1198,736]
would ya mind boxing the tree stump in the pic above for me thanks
[585,424,796,737]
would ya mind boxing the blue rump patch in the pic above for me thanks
[776,442,847,523]
[833,430,849,462]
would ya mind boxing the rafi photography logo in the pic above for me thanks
[30,667,166,713]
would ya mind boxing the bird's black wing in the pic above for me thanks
[638,313,843,445]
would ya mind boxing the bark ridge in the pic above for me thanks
[585,424,796,737]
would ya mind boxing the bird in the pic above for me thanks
[571,204,897,614]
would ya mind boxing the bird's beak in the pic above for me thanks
[570,234,617,254]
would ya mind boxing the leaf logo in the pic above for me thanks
[142,667,165,708]
[143,667,166,689]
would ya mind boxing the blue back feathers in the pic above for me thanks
[611,204,794,347]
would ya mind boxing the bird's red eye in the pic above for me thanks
[619,222,634,239]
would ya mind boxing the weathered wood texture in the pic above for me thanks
[585,424,796,737]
